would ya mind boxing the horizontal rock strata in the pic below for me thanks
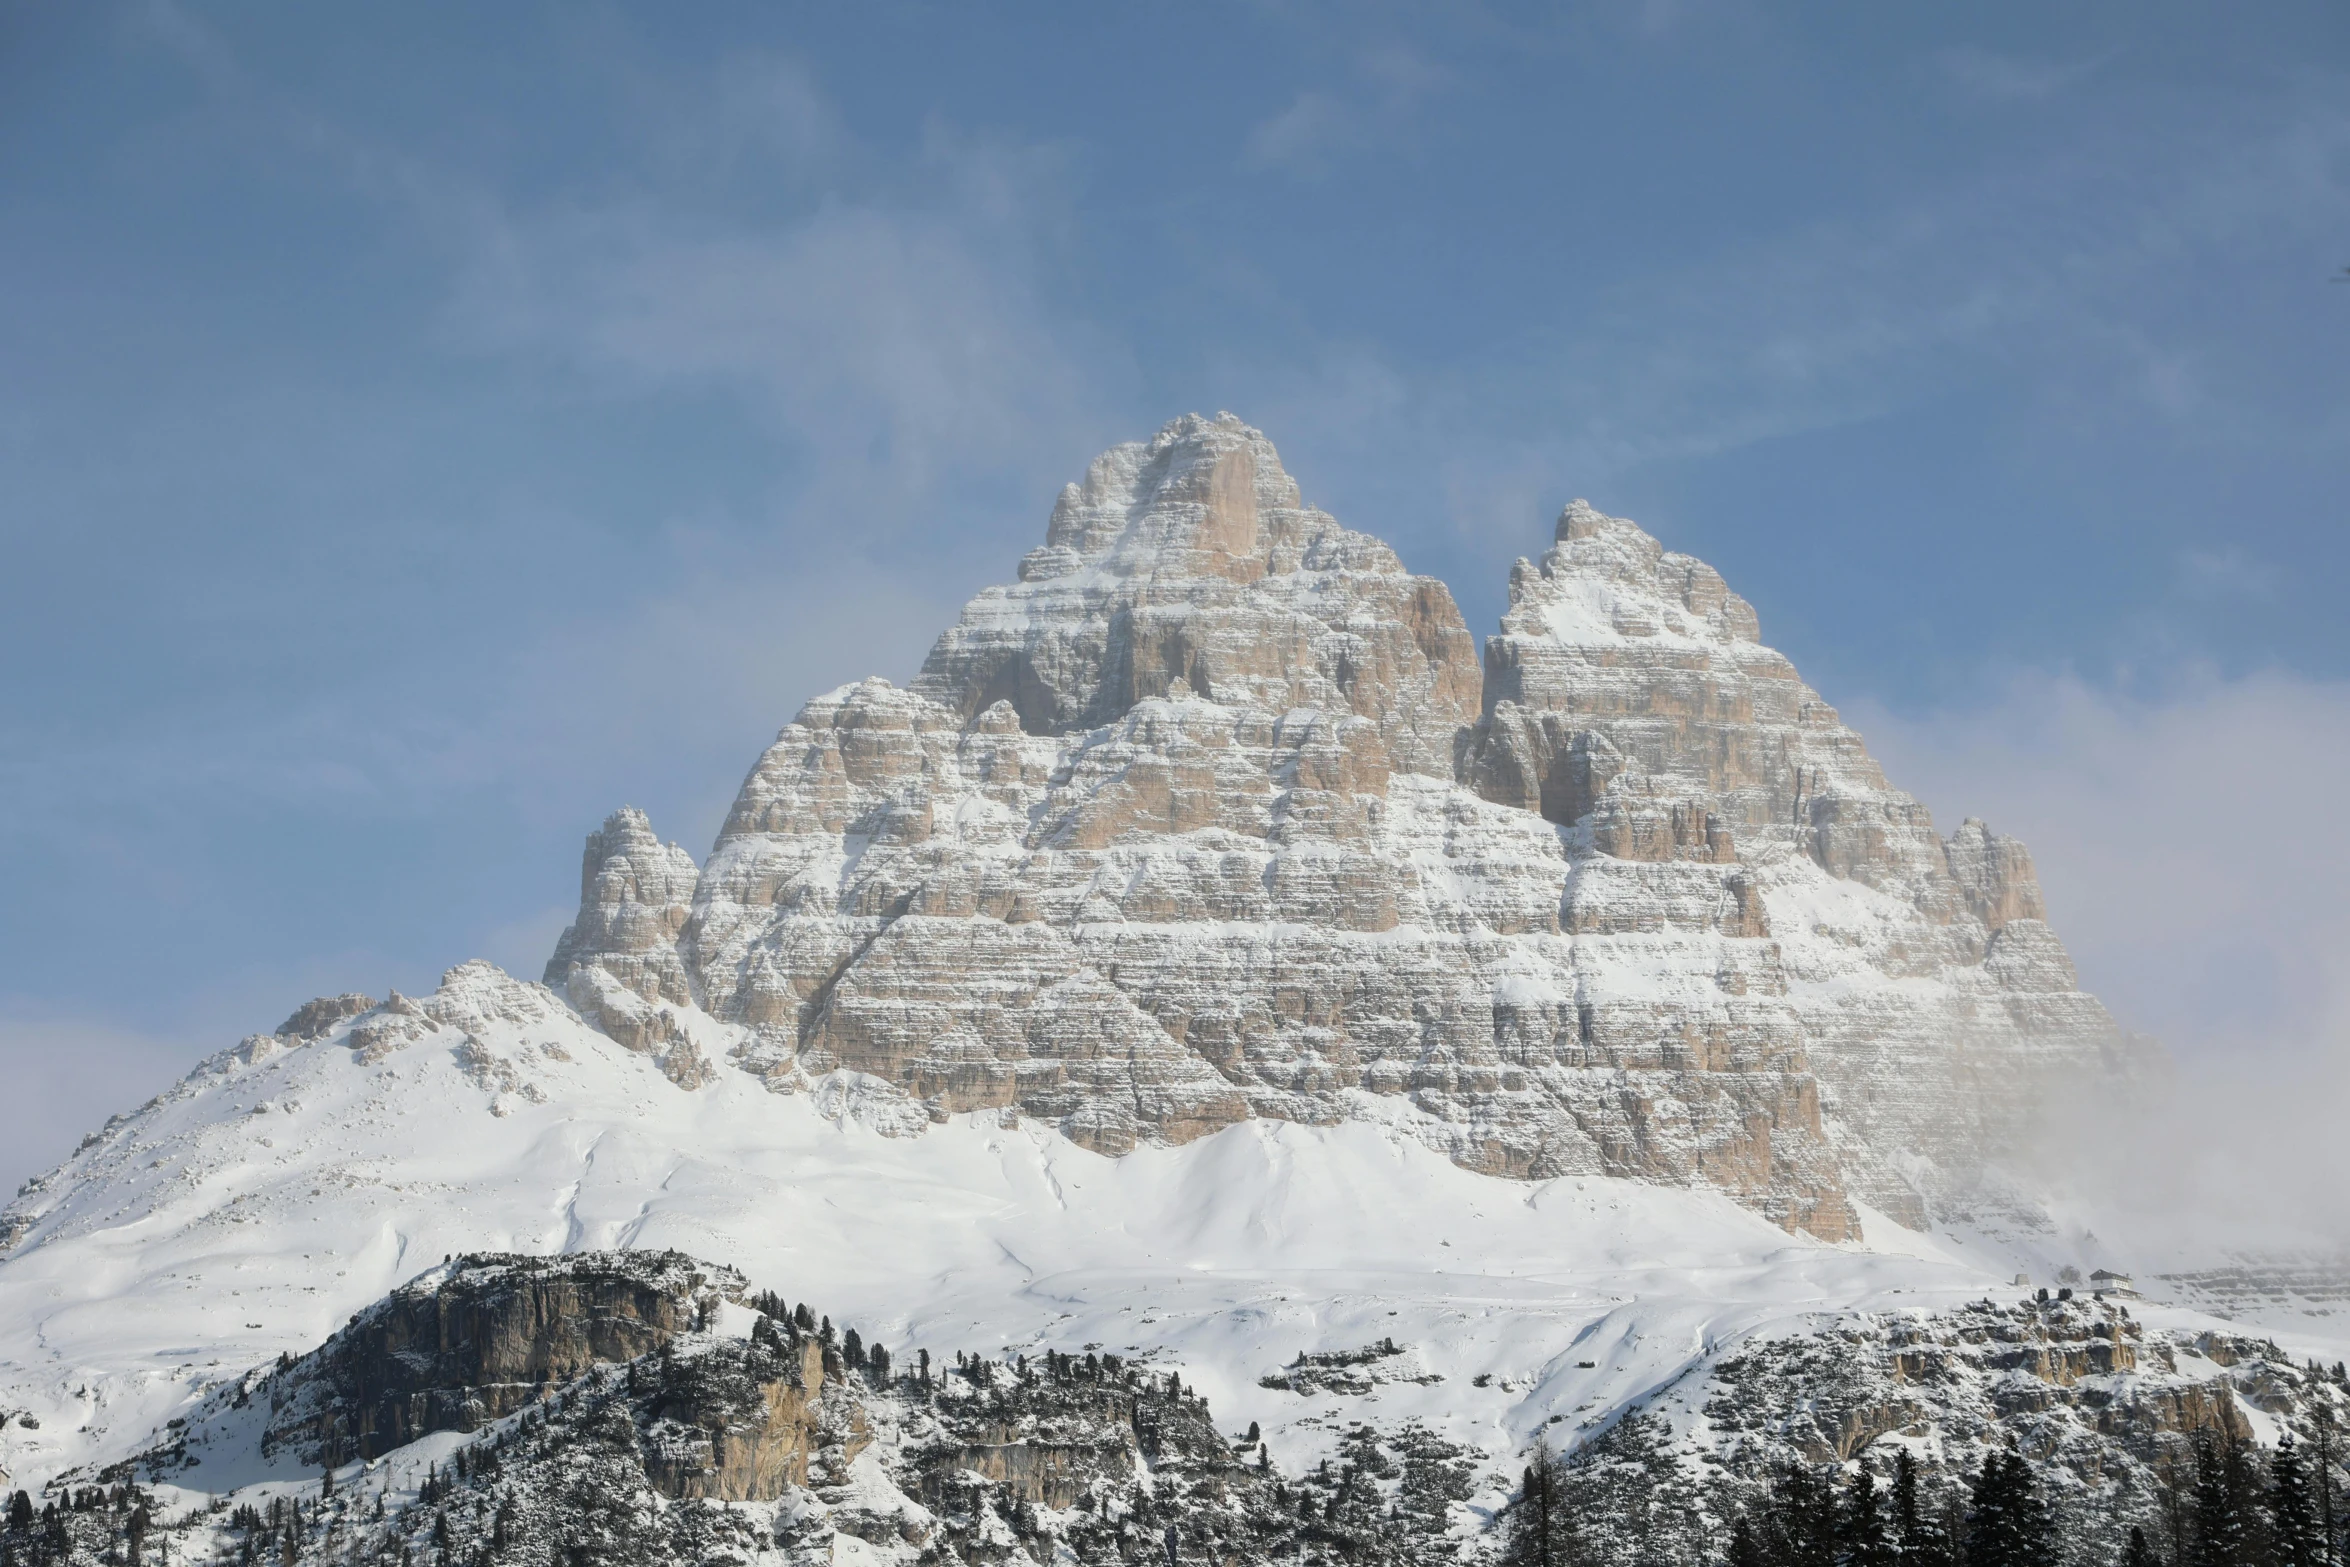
[543,413,2136,1237]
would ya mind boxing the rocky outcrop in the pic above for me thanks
[544,414,2137,1237]
[1694,1298,2326,1518]
[543,808,703,1058]
[116,1255,1473,1567]
[275,994,377,1044]
[256,1251,735,1464]
[639,1326,842,1501]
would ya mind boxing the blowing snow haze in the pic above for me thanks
[3,7,2347,1565]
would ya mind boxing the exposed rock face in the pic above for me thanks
[908,415,1481,775]
[544,808,702,1058]
[639,1326,840,1501]
[1683,1298,2340,1551]
[546,413,2134,1237]
[257,1252,735,1464]
[275,994,376,1044]
[123,1256,1477,1567]
[1455,500,2129,1220]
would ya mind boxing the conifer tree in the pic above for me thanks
[2314,1417,2339,1567]
[2121,1525,2160,1567]
[1893,1450,1923,1554]
[1769,1463,1840,1567]
[2273,1436,2324,1567]
[2192,1435,2260,1567]
[1841,1465,1892,1567]
[1964,1452,2050,1567]
[1501,1443,1561,1567]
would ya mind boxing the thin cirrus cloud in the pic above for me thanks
[1937,44,2116,101]
[1503,99,2340,484]
[0,23,1134,1198]
[1240,43,1451,177]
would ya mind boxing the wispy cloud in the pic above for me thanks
[1381,88,2350,541]
[1241,42,1452,177]
[1855,668,2350,1063]
[1938,45,2114,102]
[0,1013,198,1195]
[1858,667,2350,1259]
[2177,546,2281,600]
[0,11,1142,1070]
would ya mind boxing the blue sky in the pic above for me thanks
[3,2,2346,1190]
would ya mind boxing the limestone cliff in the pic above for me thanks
[545,413,2135,1237]
[255,1251,735,1465]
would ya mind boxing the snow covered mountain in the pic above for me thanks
[542,411,2131,1238]
[1,414,2262,1528]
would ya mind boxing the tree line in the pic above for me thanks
[1502,1419,2344,1567]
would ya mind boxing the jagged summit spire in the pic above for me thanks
[907,413,1480,768]
[1032,412,1306,579]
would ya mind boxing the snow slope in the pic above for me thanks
[7,964,2319,1500]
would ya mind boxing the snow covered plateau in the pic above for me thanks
[3,414,2342,1561]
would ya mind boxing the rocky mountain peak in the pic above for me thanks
[1034,412,1307,581]
[500,419,2138,1238]
[908,414,1479,773]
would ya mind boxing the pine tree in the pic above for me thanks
[1893,1450,1923,1554]
[2314,1418,2339,1567]
[2273,1437,2325,1567]
[1841,1466,1892,1567]
[1725,1515,1767,1567]
[6,1492,30,1530]
[1787,1464,1843,1567]
[1965,1452,2049,1567]
[2193,1435,2261,1567]
[842,1328,864,1371]
[1502,1444,1561,1567]
[2122,1525,2160,1567]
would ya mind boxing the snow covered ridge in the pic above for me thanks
[19,1254,2349,1567]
